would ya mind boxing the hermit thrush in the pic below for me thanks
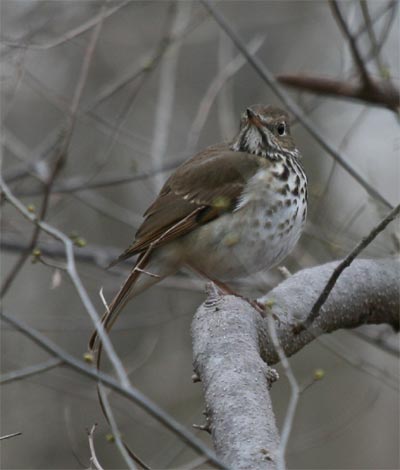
[89,104,307,350]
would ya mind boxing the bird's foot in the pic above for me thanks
[204,277,278,321]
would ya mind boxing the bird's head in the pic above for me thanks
[231,104,298,160]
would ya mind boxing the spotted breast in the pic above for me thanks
[182,153,307,280]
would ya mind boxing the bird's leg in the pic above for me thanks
[208,278,236,295]
[188,265,268,318]
[215,280,268,318]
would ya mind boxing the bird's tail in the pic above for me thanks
[88,251,169,353]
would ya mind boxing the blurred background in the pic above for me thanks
[1,1,399,468]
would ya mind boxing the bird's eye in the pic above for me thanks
[277,123,286,136]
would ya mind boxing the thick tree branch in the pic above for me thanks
[277,75,399,112]
[192,259,399,469]
[192,284,280,470]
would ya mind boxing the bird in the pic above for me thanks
[89,104,307,351]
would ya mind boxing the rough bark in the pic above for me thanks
[191,259,399,469]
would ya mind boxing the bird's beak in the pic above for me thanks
[246,108,263,129]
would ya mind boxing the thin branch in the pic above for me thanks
[151,2,192,190]
[276,74,399,111]
[366,1,398,66]
[187,34,265,153]
[302,203,400,330]
[87,7,206,112]
[1,1,130,50]
[217,32,236,141]
[359,0,386,75]
[0,233,120,269]
[87,424,104,470]
[329,0,372,87]
[0,234,206,294]
[354,0,396,38]
[88,4,179,181]
[96,292,149,468]
[176,456,209,470]
[0,358,62,385]
[0,6,106,298]
[313,106,369,220]
[266,316,299,470]
[278,2,399,111]
[0,310,226,469]
[2,119,174,198]
[200,0,393,210]
[351,329,399,358]
[3,9,206,195]
[0,130,63,297]
[0,432,22,441]
[0,176,132,390]
[63,406,88,469]
[73,191,142,228]
[97,386,138,470]
[14,158,184,197]
[318,334,398,391]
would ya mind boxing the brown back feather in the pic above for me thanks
[110,144,263,266]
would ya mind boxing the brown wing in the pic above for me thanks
[111,144,262,265]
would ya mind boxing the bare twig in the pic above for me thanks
[0,132,64,297]
[0,432,22,441]
[0,358,62,385]
[0,234,206,294]
[217,32,236,140]
[276,75,399,111]
[359,0,386,75]
[277,1,399,111]
[351,328,399,358]
[89,4,180,180]
[1,42,29,123]
[354,0,396,38]
[0,7,106,298]
[313,106,369,221]
[365,1,397,66]
[0,310,226,469]
[318,334,398,391]
[13,158,184,196]
[187,34,265,152]
[0,233,120,269]
[330,1,373,87]
[302,203,400,330]
[0,176,131,390]
[96,291,148,468]
[74,190,142,228]
[200,0,394,210]
[87,7,206,112]
[63,406,88,468]
[97,386,138,470]
[151,2,192,190]
[176,456,209,470]
[4,8,206,196]
[266,316,298,470]
[87,424,104,470]
[2,2,130,50]
[36,255,67,272]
